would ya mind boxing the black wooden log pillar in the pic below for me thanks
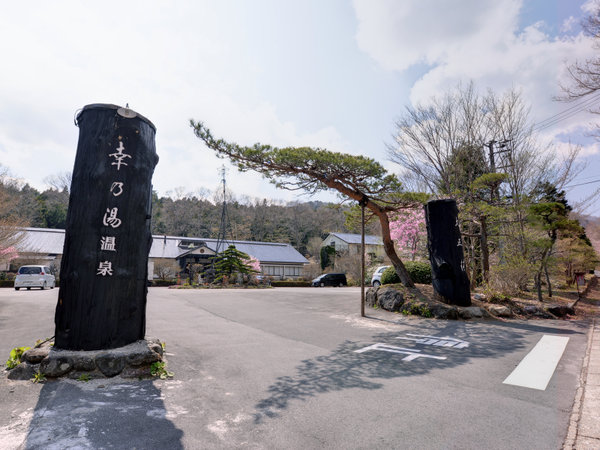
[55,104,159,350]
[424,199,471,306]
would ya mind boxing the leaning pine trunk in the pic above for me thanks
[373,204,415,288]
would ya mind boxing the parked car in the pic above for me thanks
[370,265,391,287]
[14,265,56,290]
[311,273,347,287]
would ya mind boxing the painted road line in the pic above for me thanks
[396,334,469,349]
[503,335,570,390]
[354,343,447,361]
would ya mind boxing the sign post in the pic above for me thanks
[55,104,159,351]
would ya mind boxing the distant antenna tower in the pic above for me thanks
[214,165,232,255]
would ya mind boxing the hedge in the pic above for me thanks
[271,280,312,287]
[151,279,177,287]
[0,280,14,288]
[381,261,432,285]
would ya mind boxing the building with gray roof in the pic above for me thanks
[321,232,384,258]
[7,228,308,280]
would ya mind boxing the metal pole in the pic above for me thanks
[487,141,496,201]
[361,201,365,317]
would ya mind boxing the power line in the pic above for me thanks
[535,92,600,127]
[532,92,600,132]
[564,178,600,188]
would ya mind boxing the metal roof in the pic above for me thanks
[327,233,383,246]
[14,228,308,265]
[15,228,66,255]
[149,236,308,264]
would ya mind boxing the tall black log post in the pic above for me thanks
[55,104,159,350]
[424,199,471,306]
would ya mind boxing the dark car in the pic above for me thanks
[311,273,348,287]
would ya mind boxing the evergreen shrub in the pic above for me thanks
[151,279,177,287]
[381,262,432,285]
[271,280,311,287]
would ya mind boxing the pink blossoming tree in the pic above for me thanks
[390,209,426,261]
[0,246,18,266]
[245,255,262,274]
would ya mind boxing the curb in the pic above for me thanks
[564,317,600,449]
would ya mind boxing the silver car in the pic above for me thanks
[14,265,56,290]
[370,265,390,287]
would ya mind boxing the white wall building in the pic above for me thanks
[6,228,308,280]
[321,232,384,258]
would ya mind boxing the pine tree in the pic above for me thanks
[213,245,256,283]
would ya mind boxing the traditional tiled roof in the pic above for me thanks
[14,228,308,265]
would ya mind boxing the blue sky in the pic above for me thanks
[0,1,598,214]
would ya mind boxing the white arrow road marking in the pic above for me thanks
[503,335,570,390]
[396,334,470,348]
[354,343,447,361]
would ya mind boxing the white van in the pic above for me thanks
[14,265,56,290]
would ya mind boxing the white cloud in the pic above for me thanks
[561,16,578,33]
[354,0,521,72]
[582,0,598,15]
[0,1,349,202]
[353,0,598,148]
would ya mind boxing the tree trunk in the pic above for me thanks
[319,177,415,288]
[544,264,553,298]
[480,215,489,284]
[534,272,543,302]
[466,222,477,290]
[373,205,415,288]
[535,247,549,302]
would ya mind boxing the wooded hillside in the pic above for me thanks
[0,171,381,257]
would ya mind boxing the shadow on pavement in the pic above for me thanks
[25,379,183,449]
[254,318,586,423]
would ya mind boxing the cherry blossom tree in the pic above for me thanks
[0,246,18,268]
[389,209,426,261]
[245,255,262,274]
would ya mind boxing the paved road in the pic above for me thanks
[0,287,591,449]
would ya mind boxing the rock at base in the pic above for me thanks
[21,348,49,364]
[95,353,126,377]
[523,305,556,318]
[6,363,37,381]
[5,338,166,381]
[488,305,512,317]
[365,288,378,308]
[40,356,73,377]
[377,287,405,312]
[429,303,459,320]
[459,306,485,320]
[545,304,575,317]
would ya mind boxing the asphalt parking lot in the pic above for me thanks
[0,286,590,449]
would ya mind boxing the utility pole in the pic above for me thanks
[360,199,366,317]
[485,139,512,202]
[487,141,496,174]
[211,165,233,283]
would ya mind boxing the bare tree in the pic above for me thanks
[153,259,181,280]
[44,171,72,193]
[560,1,600,106]
[0,166,27,264]
[388,83,554,203]
[388,82,490,195]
